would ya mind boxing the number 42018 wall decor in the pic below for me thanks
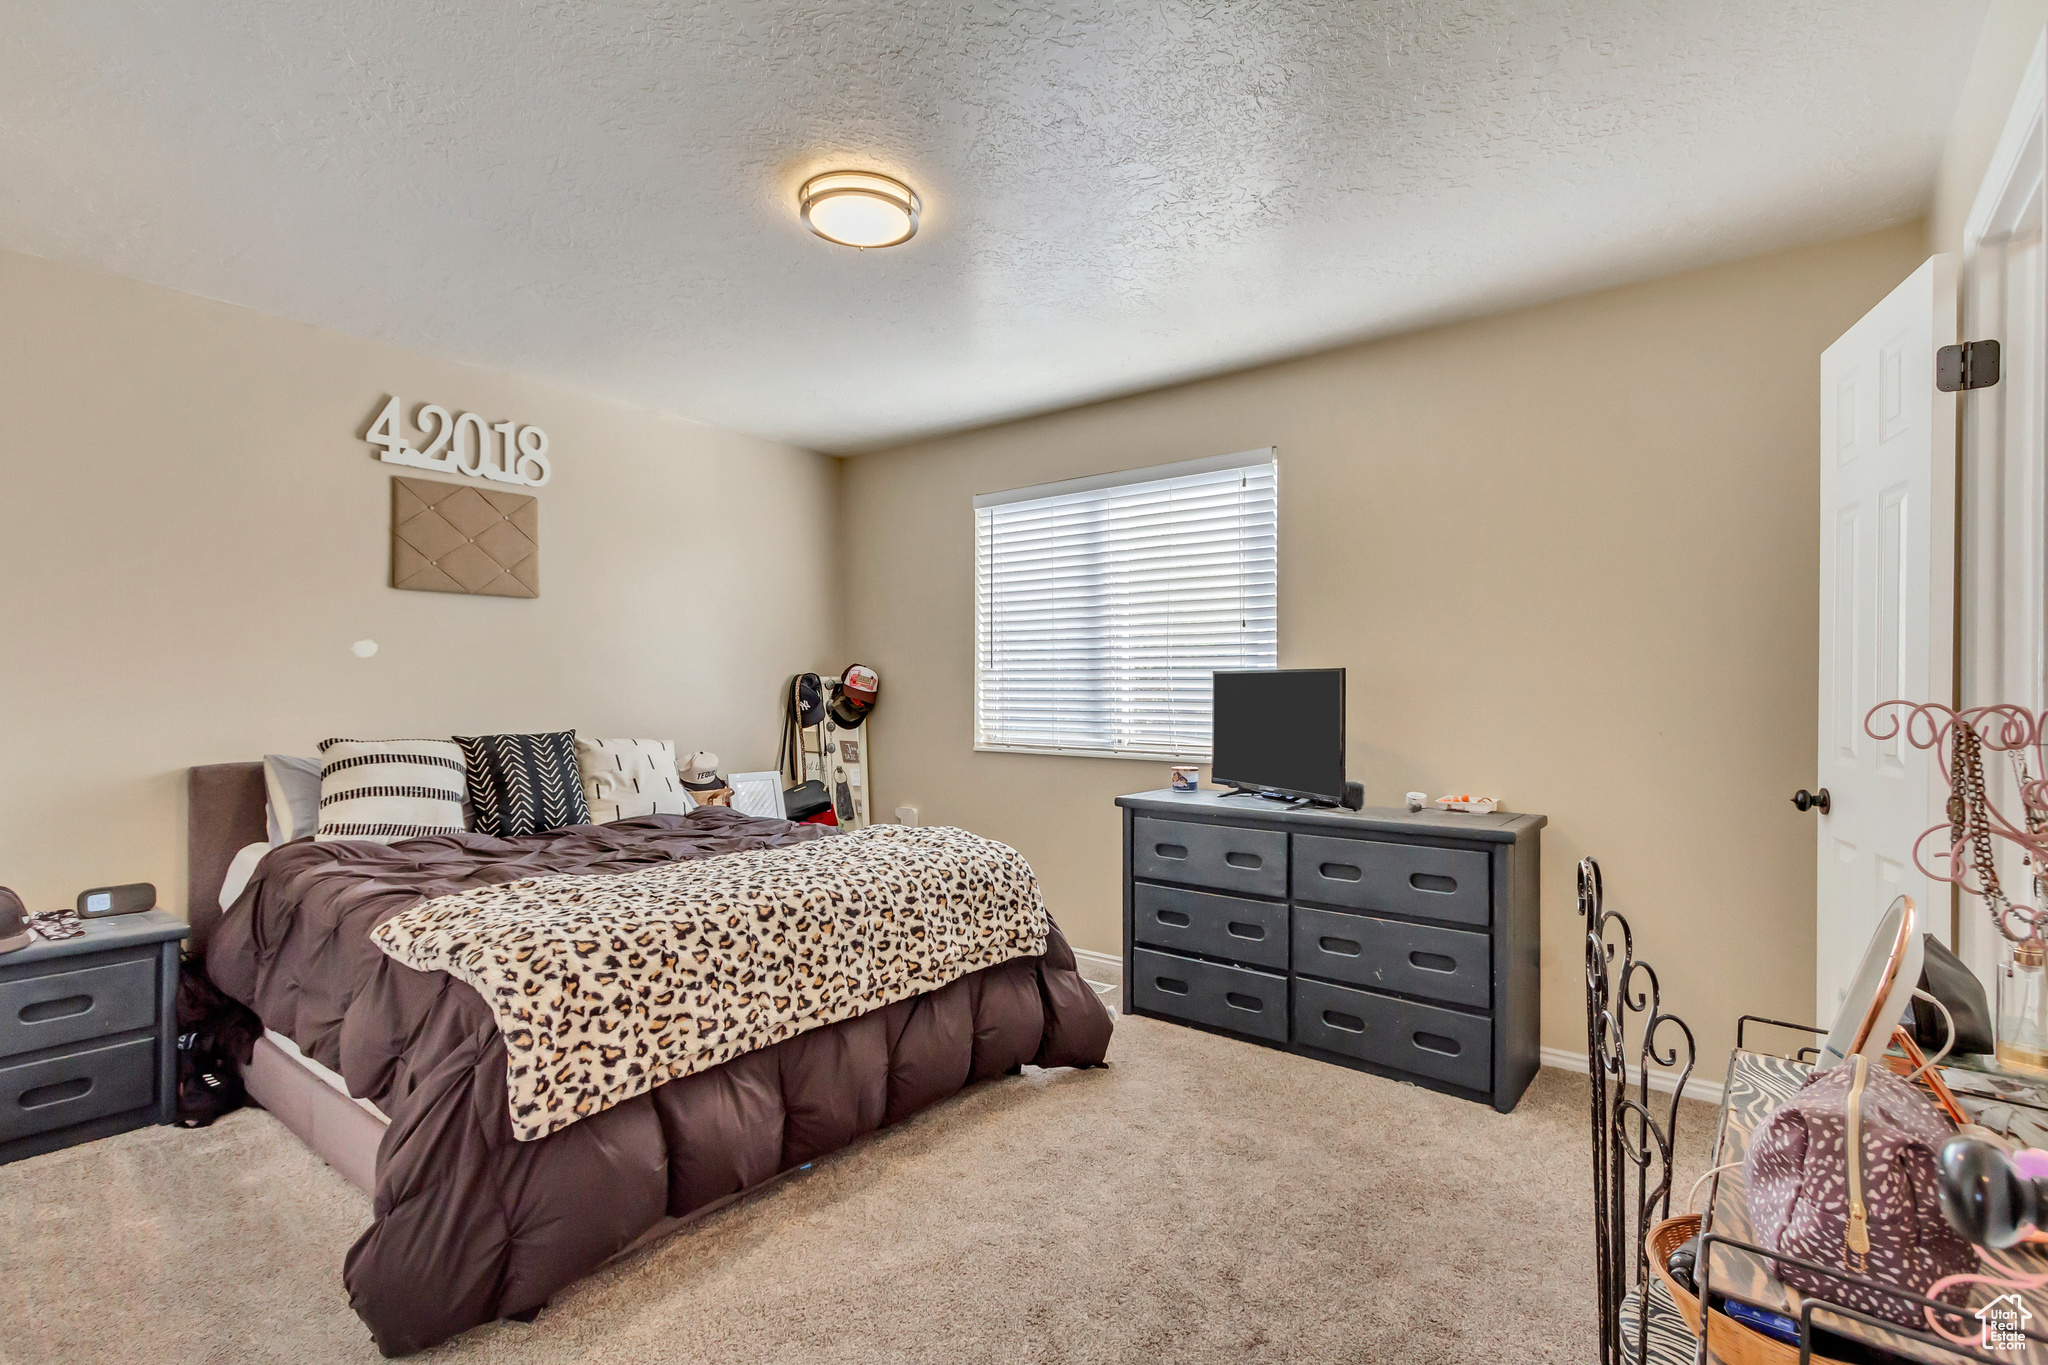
[364,395,552,488]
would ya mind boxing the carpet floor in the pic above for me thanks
[0,1013,1713,1363]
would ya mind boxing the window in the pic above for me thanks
[974,450,1278,759]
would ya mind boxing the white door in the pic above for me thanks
[1959,33,2048,990]
[1815,256,1957,1024]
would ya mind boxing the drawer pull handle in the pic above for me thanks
[1155,843,1188,860]
[1155,976,1190,995]
[1322,1009,1366,1033]
[1226,922,1265,940]
[19,994,93,1024]
[1224,992,1264,1013]
[19,1076,92,1109]
[1224,852,1263,869]
[1319,936,1362,956]
[1319,862,1362,881]
[1155,909,1191,927]
[1413,1031,1461,1056]
[1410,872,1457,894]
[1409,951,1457,973]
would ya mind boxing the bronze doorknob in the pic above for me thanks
[1791,788,1831,814]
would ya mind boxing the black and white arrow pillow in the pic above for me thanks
[455,732,592,837]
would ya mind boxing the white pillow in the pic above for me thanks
[315,738,468,843]
[219,841,272,911]
[575,738,693,823]
[263,754,321,843]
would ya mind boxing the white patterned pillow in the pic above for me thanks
[314,738,468,843]
[575,737,693,823]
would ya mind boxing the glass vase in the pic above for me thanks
[1997,936,2048,1076]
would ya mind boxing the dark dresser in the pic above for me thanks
[1116,790,1544,1112]
[0,908,187,1163]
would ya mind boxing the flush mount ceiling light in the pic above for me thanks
[799,171,921,249]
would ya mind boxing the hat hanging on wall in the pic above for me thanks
[793,673,826,728]
[828,664,880,727]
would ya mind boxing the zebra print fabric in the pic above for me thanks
[456,732,591,837]
[1618,1279,1700,1365]
[314,738,468,844]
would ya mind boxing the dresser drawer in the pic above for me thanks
[0,1036,156,1144]
[1291,906,1491,1009]
[1132,816,1285,898]
[1293,978,1491,1093]
[1291,834,1491,927]
[0,954,157,1058]
[1134,884,1288,969]
[1131,947,1288,1043]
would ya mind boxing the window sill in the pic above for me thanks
[973,743,1208,763]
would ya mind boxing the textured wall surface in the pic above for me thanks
[0,247,841,921]
[0,2,1984,451]
[840,223,1930,1066]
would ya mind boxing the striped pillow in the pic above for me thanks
[456,732,592,837]
[314,738,468,844]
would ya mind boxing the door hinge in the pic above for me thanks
[1937,339,2001,392]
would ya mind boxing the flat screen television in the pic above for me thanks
[1210,668,1346,804]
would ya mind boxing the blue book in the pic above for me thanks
[1717,1296,1802,1346]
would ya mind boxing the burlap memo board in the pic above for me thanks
[391,476,539,598]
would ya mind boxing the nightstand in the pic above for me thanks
[0,908,187,1164]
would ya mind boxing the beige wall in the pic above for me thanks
[841,223,1930,1064]
[1932,0,2048,254]
[0,247,841,921]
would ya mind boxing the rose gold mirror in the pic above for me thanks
[1817,894,1921,1069]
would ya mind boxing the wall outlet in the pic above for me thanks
[894,806,918,826]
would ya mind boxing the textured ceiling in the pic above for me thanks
[0,2,1986,453]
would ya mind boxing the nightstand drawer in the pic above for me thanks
[1292,906,1491,1009]
[1294,978,1492,1093]
[1132,817,1286,898]
[1291,834,1491,926]
[1133,883,1288,969]
[1131,947,1289,1042]
[0,955,157,1057]
[0,1036,156,1143]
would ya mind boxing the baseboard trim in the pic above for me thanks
[1072,947,1121,981]
[1540,1045,1724,1109]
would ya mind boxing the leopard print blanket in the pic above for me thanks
[370,824,1049,1141]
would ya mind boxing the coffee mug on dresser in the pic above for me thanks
[1170,766,1199,792]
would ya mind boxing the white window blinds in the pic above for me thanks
[974,451,1278,759]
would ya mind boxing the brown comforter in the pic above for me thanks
[206,809,1113,1356]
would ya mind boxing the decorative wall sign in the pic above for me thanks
[365,395,551,487]
[391,476,539,598]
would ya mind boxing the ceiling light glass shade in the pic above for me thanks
[800,171,921,248]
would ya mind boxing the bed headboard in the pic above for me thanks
[187,762,266,956]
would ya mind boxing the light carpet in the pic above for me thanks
[0,1014,1713,1363]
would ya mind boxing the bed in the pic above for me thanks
[186,762,1112,1356]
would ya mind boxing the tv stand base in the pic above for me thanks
[1217,787,1330,809]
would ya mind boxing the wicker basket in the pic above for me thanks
[1647,1214,1852,1365]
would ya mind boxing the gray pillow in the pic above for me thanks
[263,754,322,844]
